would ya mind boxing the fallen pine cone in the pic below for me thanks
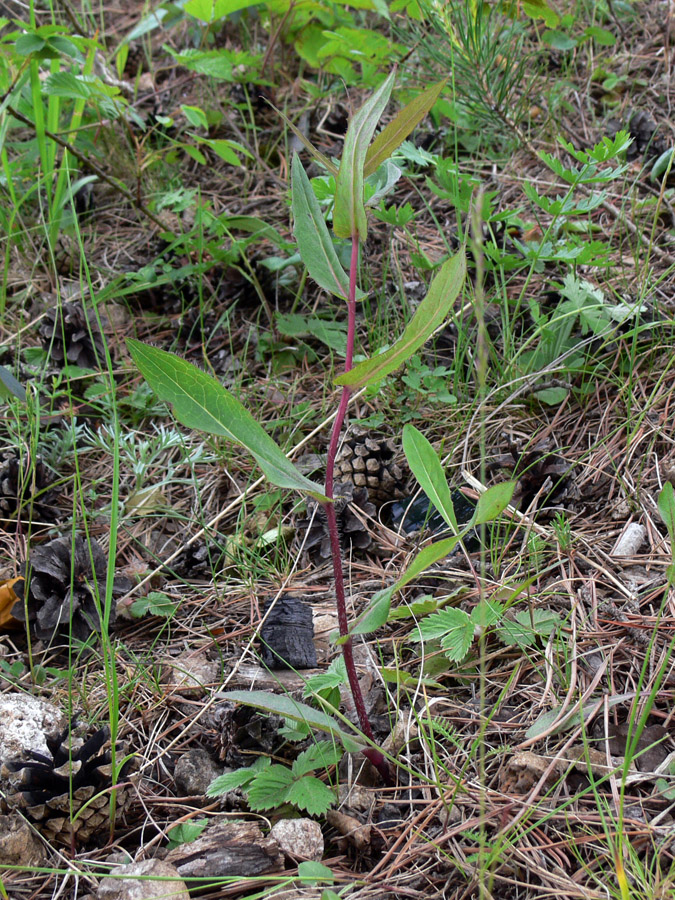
[1,723,137,846]
[12,534,133,646]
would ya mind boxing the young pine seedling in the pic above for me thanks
[127,71,513,783]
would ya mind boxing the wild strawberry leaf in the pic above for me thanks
[206,757,270,796]
[438,609,474,661]
[285,776,336,816]
[245,765,295,811]
[292,741,342,777]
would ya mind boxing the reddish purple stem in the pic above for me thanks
[321,237,392,785]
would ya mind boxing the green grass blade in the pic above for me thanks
[127,340,327,500]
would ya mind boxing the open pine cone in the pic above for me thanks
[298,482,377,562]
[39,301,107,370]
[12,535,133,645]
[334,424,407,506]
[0,451,59,528]
[1,724,136,846]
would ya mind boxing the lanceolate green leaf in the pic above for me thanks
[657,482,675,543]
[292,154,364,301]
[333,70,395,240]
[364,79,447,177]
[127,340,327,500]
[218,690,366,752]
[367,533,466,616]
[403,424,458,532]
[0,365,27,402]
[472,481,516,525]
[335,249,466,388]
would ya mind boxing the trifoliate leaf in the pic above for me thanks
[292,741,342,778]
[438,609,475,661]
[206,756,269,796]
[285,776,336,816]
[245,765,295,810]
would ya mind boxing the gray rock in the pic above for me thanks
[161,653,219,698]
[0,814,48,867]
[97,860,189,900]
[174,749,222,796]
[269,818,324,861]
[0,693,66,769]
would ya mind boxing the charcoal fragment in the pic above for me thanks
[259,595,317,670]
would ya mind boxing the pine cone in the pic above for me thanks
[626,110,668,161]
[490,440,572,512]
[334,424,407,506]
[299,482,377,562]
[39,301,107,370]
[12,535,133,645]
[1,724,136,846]
[165,540,213,580]
[0,452,59,528]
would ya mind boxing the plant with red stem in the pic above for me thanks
[128,71,471,784]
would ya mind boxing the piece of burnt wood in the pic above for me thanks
[259,594,317,670]
[165,820,284,878]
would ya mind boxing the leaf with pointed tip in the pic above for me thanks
[0,365,26,403]
[403,424,458,532]
[471,481,516,525]
[333,70,395,240]
[127,340,327,500]
[367,533,466,614]
[291,154,365,301]
[218,690,366,752]
[364,79,447,177]
[658,482,675,544]
[335,249,466,388]
[271,103,338,176]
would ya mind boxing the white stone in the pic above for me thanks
[97,860,189,900]
[162,653,219,697]
[0,693,66,767]
[269,818,324,861]
[611,523,646,558]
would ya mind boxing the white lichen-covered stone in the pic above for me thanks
[0,693,66,767]
[161,652,219,697]
[611,522,646,558]
[269,818,324,861]
[97,860,190,900]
